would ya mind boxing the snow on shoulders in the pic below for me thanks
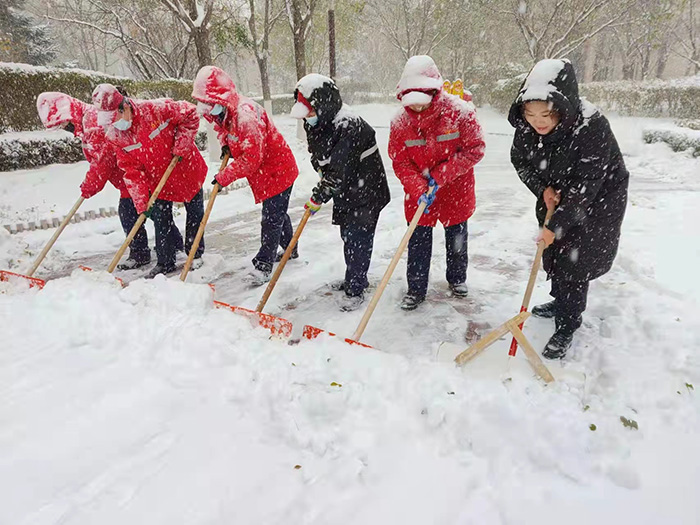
[296,74,334,98]
[580,98,599,119]
[333,105,360,128]
[445,92,476,115]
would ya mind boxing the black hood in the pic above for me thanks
[295,78,343,129]
[508,59,581,136]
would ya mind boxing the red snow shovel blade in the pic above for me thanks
[300,325,374,349]
[0,270,46,290]
[214,300,292,339]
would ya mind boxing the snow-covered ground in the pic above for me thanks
[1,105,699,524]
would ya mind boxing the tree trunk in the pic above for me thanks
[293,32,306,80]
[655,38,669,78]
[193,26,212,68]
[257,56,271,100]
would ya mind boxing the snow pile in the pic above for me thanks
[0,226,28,270]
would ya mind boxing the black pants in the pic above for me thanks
[407,221,468,297]
[118,197,150,262]
[252,186,293,273]
[550,277,589,334]
[340,218,379,297]
[151,189,205,267]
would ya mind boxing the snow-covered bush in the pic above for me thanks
[580,76,700,119]
[643,126,700,157]
[0,62,192,133]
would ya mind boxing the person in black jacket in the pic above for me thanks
[291,74,391,312]
[508,59,629,359]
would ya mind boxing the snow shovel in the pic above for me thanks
[302,184,438,347]
[256,208,312,313]
[507,206,555,357]
[107,156,180,273]
[0,196,85,288]
[180,153,230,282]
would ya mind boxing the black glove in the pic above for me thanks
[220,145,230,160]
[312,173,340,204]
[212,177,221,186]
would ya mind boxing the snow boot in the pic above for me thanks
[190,256,204,271]
[117,255,151,271]
[532,300,557,319]
[338,292,364,312]
[542,329,574,359]
[400,292,425,311]
[146,263,177,279]
[246,268,271,287]
[275,247,299,262]
[449,282,469,298]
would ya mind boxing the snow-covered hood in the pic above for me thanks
[192,66,240,115]
[396,55,444,100]
[36,92,88,135]
[508,59,581,133]
[294,74,342,128]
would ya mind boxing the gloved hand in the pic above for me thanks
[220,145,230,160]
[417,176,438,213]
[305,197,322,215]
[173,155,183,162]
[142,207,152,219]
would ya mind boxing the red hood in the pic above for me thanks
[192,66,240,116]
[36,92,88,135]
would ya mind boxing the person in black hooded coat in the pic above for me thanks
[508,59,629,359]
[291,74,391,312]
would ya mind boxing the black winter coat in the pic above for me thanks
[297,80,390,226]
[508,60,629,282]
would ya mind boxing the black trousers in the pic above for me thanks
[253,186,294,273]
[550,277,589,334]
[407,221,469,297]
[339,218,379,297]
[118,198,150,262]
[150,189,205,267]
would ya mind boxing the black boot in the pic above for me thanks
[400,292,425,311]
[117,255,151,271]
[542,330,574,359]
[449,282,469,298]
[275,248,299,262]
[146,263,177,279]
[532,300,557,318]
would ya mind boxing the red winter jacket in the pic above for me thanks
[389,90,485,227]
[192,66,298,203]
[106,99,207,213]
[36,92,129,200]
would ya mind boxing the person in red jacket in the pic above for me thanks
[93,84,207,278]
[389,55,485,310]
[36,90,150,269]
[192,66,300,286]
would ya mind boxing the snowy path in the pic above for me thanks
[1,106,700,524]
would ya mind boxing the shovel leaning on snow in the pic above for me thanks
[0,196,86,289]
[301,185,438,348]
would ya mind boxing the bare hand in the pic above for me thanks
[537,227,556,247]
[543,186,561,211]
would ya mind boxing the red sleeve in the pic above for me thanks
[169,100,200,157]
[430,109,485,187]
[388,123,428,201]
[115,148,150,214]
[216,104,265,187]
[80,144,116,199]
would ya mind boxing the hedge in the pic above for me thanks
[0,130,209,172]
[643,126,700,156]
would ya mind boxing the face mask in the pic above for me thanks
[305,115,319,127]
[113,118,132,131]
[210,104,225,116]
[63,122,76,134]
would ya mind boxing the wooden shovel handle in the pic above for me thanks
[508,206,555,356]
[107,156,179,273]
[351,184,437,342]
[27,196,85,277]
[256,208,312,312]
[180,154,231,281]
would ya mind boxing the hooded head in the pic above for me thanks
[36,92,88,135]
[92,83,131,128]
[508,59,581,136]
[291,73,342,127]
[396,55,443,108]
[192,66,238,120]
